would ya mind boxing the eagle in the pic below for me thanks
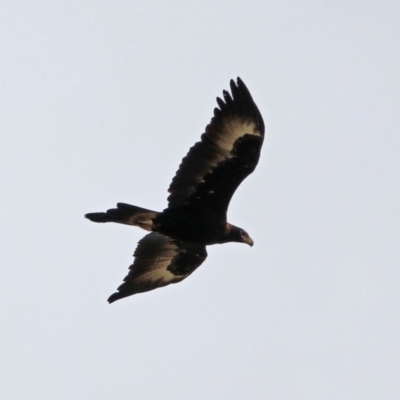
[86,78,265,303]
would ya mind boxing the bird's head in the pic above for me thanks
[224,224,254,246]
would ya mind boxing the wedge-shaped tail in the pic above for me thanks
[85,203,159,231]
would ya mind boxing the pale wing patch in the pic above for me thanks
[135,258,182,284]
[214,116,261,157]
[133,234,185,283]
[176,117,260,201]
[128,211,158,231]
[170,117,260,200]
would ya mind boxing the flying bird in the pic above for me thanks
[86,78,265,303]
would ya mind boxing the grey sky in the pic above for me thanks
[1,1,399,399]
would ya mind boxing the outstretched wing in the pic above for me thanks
[108,232,207,303]
[167,77,264,215]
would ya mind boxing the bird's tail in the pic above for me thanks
[85,203,159,231]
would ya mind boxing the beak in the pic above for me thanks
[244,236,254,247]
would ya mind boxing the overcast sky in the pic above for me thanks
[1,2,399,399]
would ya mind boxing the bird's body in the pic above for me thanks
[86,78,264,303]
[154,208,228,245]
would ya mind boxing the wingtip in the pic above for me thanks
[230,76,242,84]
[230,77,247,97]
[107,293,119,304]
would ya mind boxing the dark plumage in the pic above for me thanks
[86,78,265,303]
